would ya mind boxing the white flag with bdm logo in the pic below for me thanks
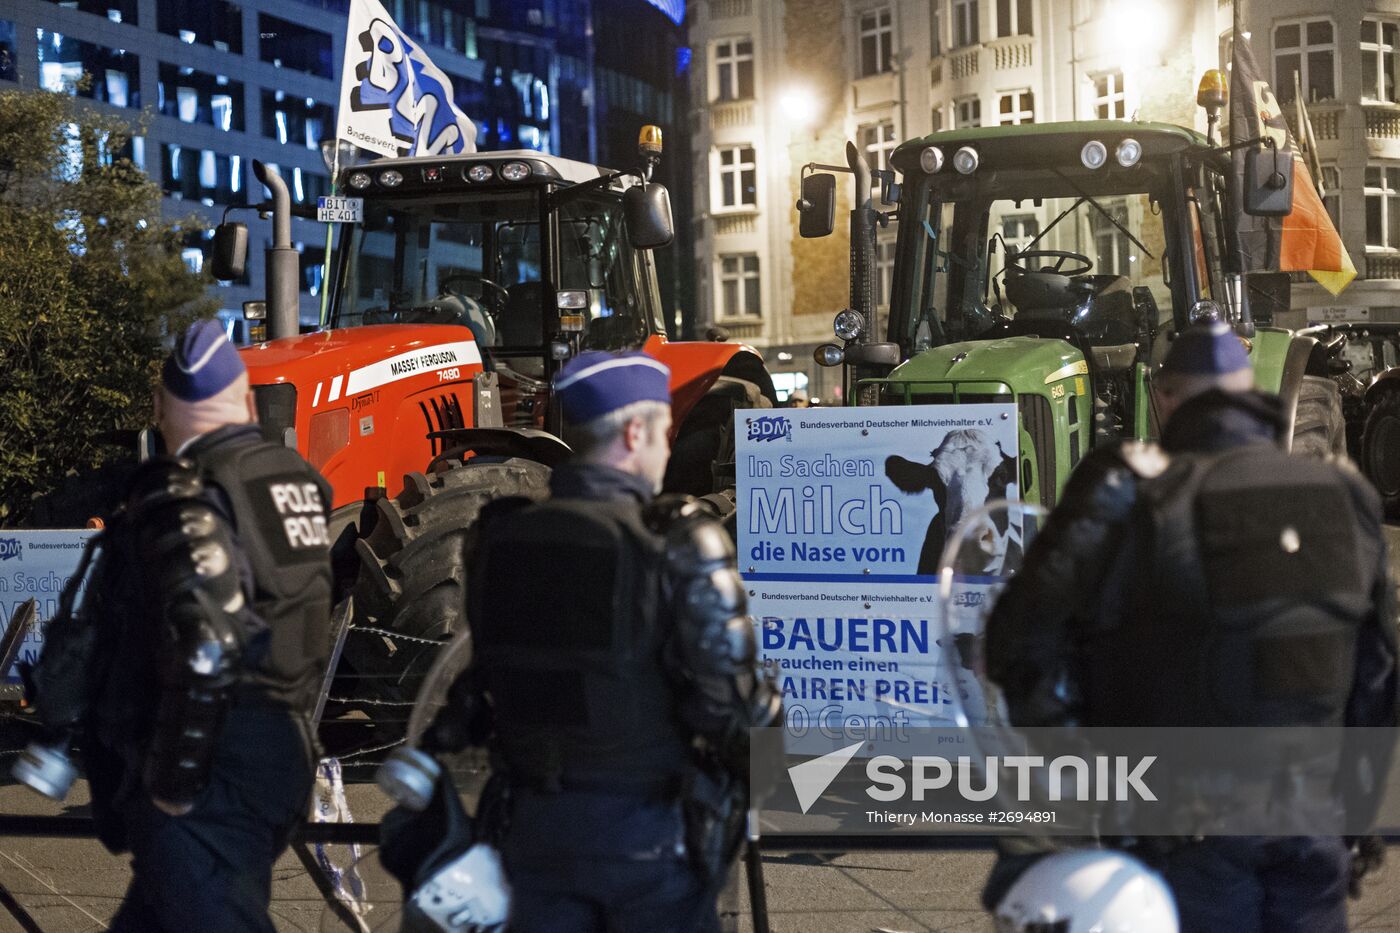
[336,0,477,159]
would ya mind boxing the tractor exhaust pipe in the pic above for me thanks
[253,160,299,342]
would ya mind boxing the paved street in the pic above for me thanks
[0,777,1399,932]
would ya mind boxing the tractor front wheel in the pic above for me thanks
[1362,389,1400,517]
[1290,374,1347,459]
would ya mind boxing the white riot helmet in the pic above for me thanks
[407,843,511,932]
[994,849,1178,933]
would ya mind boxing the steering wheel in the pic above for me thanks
[1006,249,1093,277]
[440,272,510,312]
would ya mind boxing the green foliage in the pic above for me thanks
[0,87,217,525]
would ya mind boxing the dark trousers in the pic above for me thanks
[1154,837,1349,933]
[107,708,315,933]
[501,788,719,933]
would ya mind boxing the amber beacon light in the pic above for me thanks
[639,124,664,158]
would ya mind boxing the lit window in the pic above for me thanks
[177,85,198,123]
[1092,71,1126,120]
[998,89,1034,125]
[713,38,754,101]
[953,0,979,49]
[955,96,981,129]
[1362,18,1399,104]
[1365,164,1400,250]
[1001,214,1039,254]
[1274,18,1336,103]
[718,254,761,318]
[996,0,1031,37]
[715,145,757,210]
[1091,202,1132,275]
[859,7,894,77]
[860,121,897,170]
[179,29,195,43]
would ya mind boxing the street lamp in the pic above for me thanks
[778,86,819,130]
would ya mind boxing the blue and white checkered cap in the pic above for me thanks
[554,351,671,424]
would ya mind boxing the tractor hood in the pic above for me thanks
[239,324,483,397]
[884,335,1083,395]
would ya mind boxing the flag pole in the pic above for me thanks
[318,143,339,331]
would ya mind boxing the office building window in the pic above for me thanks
[1366,164,1400,250]
[953,0,979,48]
[859,7,894,77]
[259,14,333,78]
[0,21,16,82]
[996,0,1031,37]
[158,64,244,131]
[718,254,761,318]
[998,89,1034,125]
[713,38,753,101]
[162,144,246,206]
[1092,71,1127,119]
[860,120,898,169]
[931,0,942,56]
[715,145,756,210]
[261,91,334,151]
[931,104,945,133]
[955,96,981,128]
[36,32,140,108]
[1001,214,1039,254]
[1274,18,1336,103]
[157,0,242,53]
[1362,18,1399,103]
[39,0,140,23]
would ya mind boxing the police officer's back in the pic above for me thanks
[465,351,780,933]
[29,321,334,933]
[983,324,1397,933]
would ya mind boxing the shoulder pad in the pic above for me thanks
[1115,440,1170,479]
[661,509,734,569]
[125,456,203,516]
[642,493,711,534]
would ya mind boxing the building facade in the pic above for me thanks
[688,0,1396,402]
[0,0,690,337]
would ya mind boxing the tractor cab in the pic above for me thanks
[323,147,672,428]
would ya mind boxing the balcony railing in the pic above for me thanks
[991,37,1033,70]
[714,318,763,339]
[1366,253,1400,279]
[708,0,751,19]
[710,100,754,129]
[949,47,980,80]
[1365,104,1400,140]
[714,213,758,236]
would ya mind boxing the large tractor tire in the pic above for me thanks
[1362,389,1400,518]
[664,376,770,498]
[1290,374,1347,460]
[337,458,550,717]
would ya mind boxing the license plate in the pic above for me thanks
[317,196,364,223]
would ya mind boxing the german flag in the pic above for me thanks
[1230,14,1356,295]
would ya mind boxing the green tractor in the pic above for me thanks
[798,117,1345,510]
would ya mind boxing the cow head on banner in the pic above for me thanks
[349,18,474,157]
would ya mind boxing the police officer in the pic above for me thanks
[459,350,780,933]
[982,323,1397,932]
[70,320,332,932]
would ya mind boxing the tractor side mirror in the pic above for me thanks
[1243,146,1295,217]
[797,173,836,238]
[623,182,674,249]
[209,221,248,281]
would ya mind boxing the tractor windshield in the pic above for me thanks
[332,187,659,357]
[893,156,1222,353]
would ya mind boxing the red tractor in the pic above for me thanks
[212,131,773,707]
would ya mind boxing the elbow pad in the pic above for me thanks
[128,459,246,814]
[651,498,783,762]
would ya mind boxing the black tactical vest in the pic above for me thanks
[198,430,334,713]
[468,495,692,789]
[1084,443,1372,729]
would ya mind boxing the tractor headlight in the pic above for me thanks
[377,169,404,188]
[814,343,845,367]
[348,171,372,190]
[1115,138,1142,167]
[833,309,865,342]
[500,161,531,182]
[920,146,945,174]
[466,164,494,183]
[952,146,979,175]
[1080,140,1108,170]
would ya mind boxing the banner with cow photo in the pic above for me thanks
[736,404,1019,750]
[336,0,478,158]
